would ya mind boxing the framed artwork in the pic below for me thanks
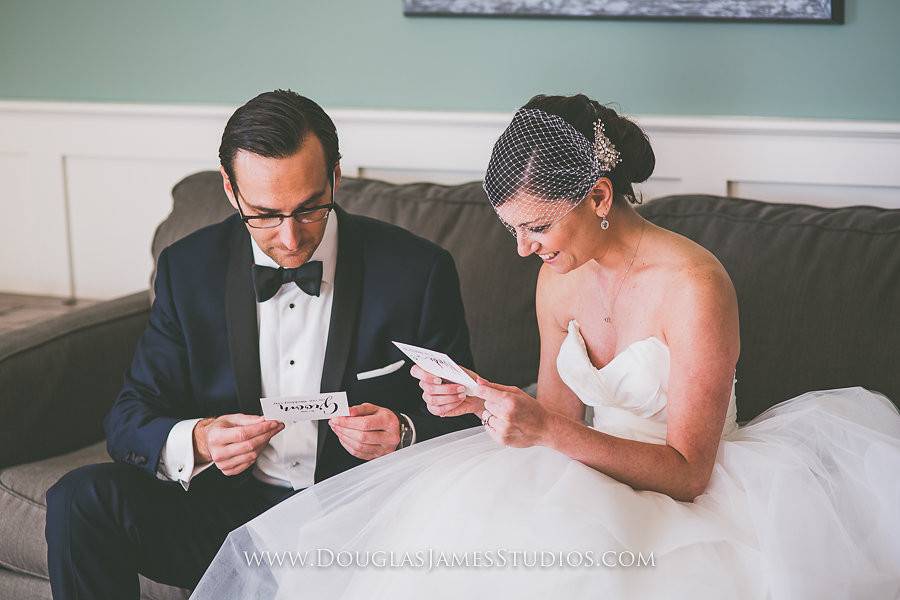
[403,1,844,24]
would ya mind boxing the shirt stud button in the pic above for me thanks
[289,303,295,309]
[289,360,295,365]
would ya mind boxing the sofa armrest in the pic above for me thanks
[0,291,150,468]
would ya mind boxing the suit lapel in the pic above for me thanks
[225,217,263,415]
[317,207,364,461]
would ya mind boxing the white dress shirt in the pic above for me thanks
[158,215,337,490]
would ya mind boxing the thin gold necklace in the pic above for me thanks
[600,221,646,324]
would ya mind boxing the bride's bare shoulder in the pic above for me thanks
[649,225,731,282]
[536,262,576,329]
[648,225,738,338]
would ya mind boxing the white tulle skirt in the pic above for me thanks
[191,387,900,599]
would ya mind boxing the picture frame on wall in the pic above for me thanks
[403,1,844,24]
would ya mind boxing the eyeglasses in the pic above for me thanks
[233,174,336,229]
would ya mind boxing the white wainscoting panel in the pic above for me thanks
[0,150,71,297]
[65,156,215,298]
[634,177,684,203]
[1,101,898,299]
[728,181,900,209]
[358,167,482,186]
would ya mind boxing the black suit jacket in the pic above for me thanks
[104,207,479,485]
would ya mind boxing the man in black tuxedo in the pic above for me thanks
[45,90,479,599]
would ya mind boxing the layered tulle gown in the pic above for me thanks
[192,320,900,599]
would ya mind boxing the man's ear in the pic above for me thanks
[220,166,239,210]
[588,177,614,218]
[332,163,342,196]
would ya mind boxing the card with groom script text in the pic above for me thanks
[392,341,479,396]
[260,392,350,423]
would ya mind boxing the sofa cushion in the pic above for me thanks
[150,172,234,301]
[0,291,151,470]
[0,441,111,578]
[0,568,187,600]
[0,568,51,600]
[639,194,900,421]
[152,173,543,387]
[0,442,189,599]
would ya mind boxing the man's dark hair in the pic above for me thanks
[219,89,341,196]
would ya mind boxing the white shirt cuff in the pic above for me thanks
[156,418,214,491]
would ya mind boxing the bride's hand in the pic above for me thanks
[410,364,485,417]
[477,377,550,448]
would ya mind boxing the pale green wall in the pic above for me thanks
[1,0,898,120]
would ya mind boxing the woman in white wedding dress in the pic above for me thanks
[192,95,900,599]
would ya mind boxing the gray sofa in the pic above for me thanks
[2,173,898,599]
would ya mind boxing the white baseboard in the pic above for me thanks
[2,100,898,299]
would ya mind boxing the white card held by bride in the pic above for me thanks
[392,341,479,396]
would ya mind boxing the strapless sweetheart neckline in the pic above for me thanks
[558,318,739,443]
[566,319,667,374]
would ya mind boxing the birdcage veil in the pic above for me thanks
[483,107,622,236]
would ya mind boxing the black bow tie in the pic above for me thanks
[252,261,323,302]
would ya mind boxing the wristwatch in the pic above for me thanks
[394,411,415,449]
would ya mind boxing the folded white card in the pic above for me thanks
[391,341,479,395]
[260,392,350,423]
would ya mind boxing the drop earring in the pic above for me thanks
[600,216,610,230]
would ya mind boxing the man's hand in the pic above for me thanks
[193,414,285,476]
[328,403,401,460]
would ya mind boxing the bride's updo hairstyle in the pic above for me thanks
[524,94,655,205]
[484,94,655,235]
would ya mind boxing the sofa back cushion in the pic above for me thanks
[151,172,235,291]
[639,195,900,420]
